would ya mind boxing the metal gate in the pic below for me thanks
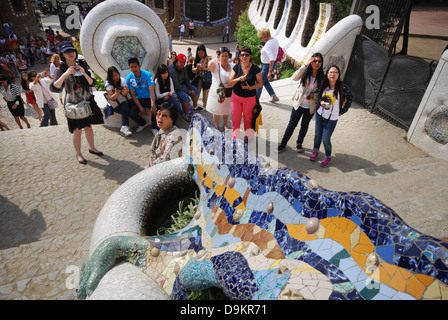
[345,0,438,129]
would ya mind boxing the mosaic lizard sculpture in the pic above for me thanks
[78,114,448,300]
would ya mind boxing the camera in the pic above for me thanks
[241,81,247,86]
[116,86,123,91]
[322,97,331,110]
[74,64,83,77]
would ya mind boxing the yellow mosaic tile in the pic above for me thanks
[406,274,427,299]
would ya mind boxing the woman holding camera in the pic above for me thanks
[28,70,59,127]
[227,46,262,141]
[278,53,324,153]
[192,44,211,111]
[50,41,103,165]
[310,65,353,167]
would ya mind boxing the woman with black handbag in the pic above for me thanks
[192,44,211,111]
[227,47,263,141]
[50,41,103,165]
[206,47,234,130]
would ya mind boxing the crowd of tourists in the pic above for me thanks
[0,25,353,169]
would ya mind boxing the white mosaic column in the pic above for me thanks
[408,49,448,161]
[79,0,169,80]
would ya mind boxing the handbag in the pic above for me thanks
[47,99,58,110]
[104,92,129,108]
[216,63,231,102]
[216,63,225,103]
[217,83,225,103]
[203,70,212,84]
[64,100,92,119]
[251,98,262,130]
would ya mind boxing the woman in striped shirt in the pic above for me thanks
[0,74,31,129]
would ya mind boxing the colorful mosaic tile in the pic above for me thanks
[78,114,448,300]
[111,36,147,70]
[425,105,448,145]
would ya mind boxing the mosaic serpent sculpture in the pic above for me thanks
[78,114,448,300]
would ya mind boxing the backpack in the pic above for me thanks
[277,46,285,63]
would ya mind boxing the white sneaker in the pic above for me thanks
[120,125,133,137]
[152,128,159,136]
[136,123,149,133]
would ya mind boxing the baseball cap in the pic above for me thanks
[176,53,187,63]
[59,41,76,53]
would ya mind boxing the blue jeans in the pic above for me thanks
[113,100,146,127]
[256,61,277,99]
[280,107,314,147]
[313,113,338,158]
[176,84,199,104]
[156,95,184,116]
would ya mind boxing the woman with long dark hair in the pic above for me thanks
[154,64,189,122]
[278,53,324,153]
[21,71,42,122]
[50,41,103,165]
[192,44,211,111]
[310,65,353,167]
[105,66,146,137]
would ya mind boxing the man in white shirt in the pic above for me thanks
[257,28,280,103]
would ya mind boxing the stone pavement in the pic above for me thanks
[1,8,447,300]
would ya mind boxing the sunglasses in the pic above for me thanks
[240,53,251,57]
[312,60,322,64]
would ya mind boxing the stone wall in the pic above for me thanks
[408,49,448,161]
[0,0,41,38]
[151,0,250,38]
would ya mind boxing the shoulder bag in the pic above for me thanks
[216,64,226,103]
[64,100,92,119]
[47,98,58,110]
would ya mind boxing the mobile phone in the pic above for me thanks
[242,81,247,86]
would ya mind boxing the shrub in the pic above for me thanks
[235,8,263,66]
[93,72,105,91]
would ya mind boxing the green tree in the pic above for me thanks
[234,8,263,66]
